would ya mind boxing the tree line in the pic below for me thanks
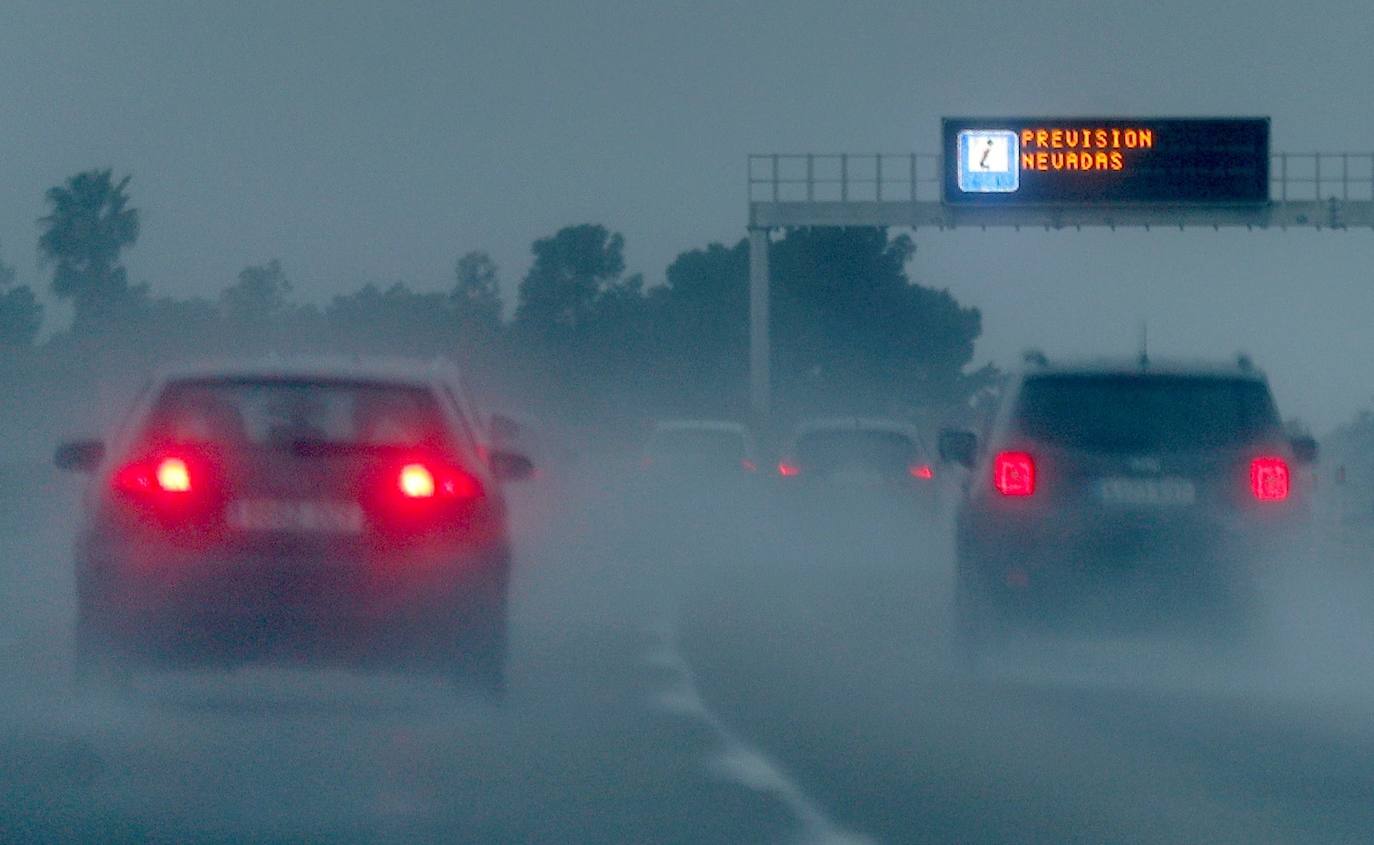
[1,169,995,446]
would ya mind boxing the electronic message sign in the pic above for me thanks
[942,118,1269,205]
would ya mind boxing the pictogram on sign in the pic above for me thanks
[957,130,1020,193]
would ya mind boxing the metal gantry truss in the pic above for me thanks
[745,152,1374,420]
[749,152,1374,229]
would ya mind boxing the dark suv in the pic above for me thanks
[54,360,533,693]
[941,356,1316,658]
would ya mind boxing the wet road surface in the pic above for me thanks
[3,462,1374,843]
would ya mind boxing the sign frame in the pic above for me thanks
[941,117,1271,207]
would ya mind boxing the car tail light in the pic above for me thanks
[156,458,192,492]
[909,464,935,480]
[111,449,222,526]
[114,454,198,496]
[394,460,482,501]
[399,463,436,498]
[993,451,1035,496]
[741,459,758,473]
[1250,456,1290,501]
[778,461,800,477]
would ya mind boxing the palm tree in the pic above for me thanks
[38,169,140,330]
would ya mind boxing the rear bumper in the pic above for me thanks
[958,500,1300,561]
[77,532,509,629]
[955,506,1295,630]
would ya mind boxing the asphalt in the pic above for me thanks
[3,461,1374,843]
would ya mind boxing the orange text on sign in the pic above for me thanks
[1020,150,1126,171]
[1019,128,1154,150]
[1015,127,1153,172]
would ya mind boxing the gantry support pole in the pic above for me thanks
[748,225,771,425]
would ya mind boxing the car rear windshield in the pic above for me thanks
[794,430,918,470]
[1014,374,1280,452]
[148,379,449,448]
[648,429,747,460]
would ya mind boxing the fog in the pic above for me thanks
[5,425,1374,841]
[5,2,1374,843]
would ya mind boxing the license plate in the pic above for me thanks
[1097,477,1196,506]
[226,499,365,533]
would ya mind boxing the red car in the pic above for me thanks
[54,360,533,694]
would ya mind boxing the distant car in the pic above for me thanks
[641,419,759,479]
[944,355,1317,661]
[54,359,534,694]
[776,417,938,504]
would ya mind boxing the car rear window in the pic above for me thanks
[648,429,747,460]
[794,430,918,470]
[1014,374,1280,452]
[149,380,449,447]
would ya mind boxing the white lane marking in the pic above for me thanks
[643,620,877,845]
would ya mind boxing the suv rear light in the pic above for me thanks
[909,464,935,480]
[993,451,1035,496]
[778,461,800,477]
[1250,456,1290,501]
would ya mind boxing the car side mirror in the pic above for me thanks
[55,439,105,473]
[489,449,535,482]
[938,429,977,468]
[1290,436,1318,465]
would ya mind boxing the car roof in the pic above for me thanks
[151,356,460,390]
[1019,357,1268,381]
[792,417,922,436]
[652,419,750,434]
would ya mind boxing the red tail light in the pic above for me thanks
[114,455,197,495]
[394,461,482,500]
[909,464,935,480]
[399,463,436,498]
[1250,456,1290,501]
[156,458,192,492]
[369,457,485,535]
[111,449,221,526]
[993,451,1035,496]
[778,461,800,477]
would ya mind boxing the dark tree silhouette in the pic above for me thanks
[0,243,42,347]
[452,251,503,331]
[221,259,293,326]
[515,224,625,335]
[325,282,457,356]
[767,226,988,415]
[38,170,141,332]
[655,240,751,414]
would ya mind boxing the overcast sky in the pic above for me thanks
[2,0,1372,429]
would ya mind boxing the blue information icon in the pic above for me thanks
[957,130,1020,193]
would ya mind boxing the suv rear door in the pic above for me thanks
[999,373,1287,510]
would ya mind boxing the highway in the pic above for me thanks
[3,461,1373,843]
